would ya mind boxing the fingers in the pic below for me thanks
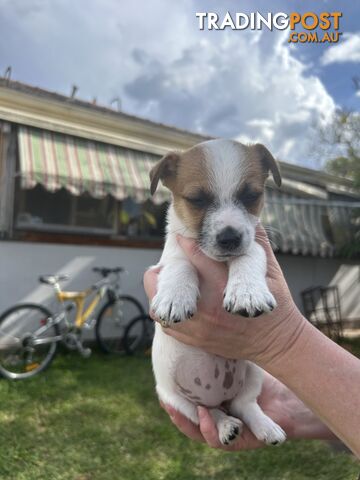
[161,402,205,442]
[197,407,259,451]
[162,328,200,349]
[197,406,222,448]
[143,266,161,301]
[176,236,227,281]
[161,402,263,451]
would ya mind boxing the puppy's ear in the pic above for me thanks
[150,152,180,195]
[251,144,281,187]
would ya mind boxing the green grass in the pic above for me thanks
[340,337,360,358]
[0,350,358,480]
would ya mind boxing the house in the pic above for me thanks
[0,78,359,329]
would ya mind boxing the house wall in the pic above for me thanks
[0,241,359,335]
[277,254,360,324]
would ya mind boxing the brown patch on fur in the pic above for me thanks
[235,142,281,216]
[150,140,281,230]
[223,371,234,389]
[149,144,211,236]
[247,144,282,187]
[234,144,269,215]
[149,152,180,195]
[171,145,211,235]
[178,385,193,395]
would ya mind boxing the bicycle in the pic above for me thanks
[123,314,155,357]
[0,267,144,379]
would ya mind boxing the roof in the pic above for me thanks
[0,77,358,200]
[0,77,207,140]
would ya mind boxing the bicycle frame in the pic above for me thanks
[57,288,105,329]
[31,281,110,346]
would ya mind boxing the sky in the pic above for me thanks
[0,0,359,169]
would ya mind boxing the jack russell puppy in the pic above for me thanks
[150,139,286,446]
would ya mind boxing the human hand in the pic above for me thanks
[143,225,308,369]
[161,372,337,450]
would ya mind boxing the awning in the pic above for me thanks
[18,125,168,203]
[17,125,359,257]
[262,189,360,257]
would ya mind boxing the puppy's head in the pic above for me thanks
[150,139,281,261]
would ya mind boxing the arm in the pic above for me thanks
[264,319,360,456]
[144,227,360,456]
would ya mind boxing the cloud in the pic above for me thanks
[125,31,335,167]
[321,32,360,65]
[0,0,336,167]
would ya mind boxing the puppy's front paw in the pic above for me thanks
[223,281,276,317]
[151,287,198,326]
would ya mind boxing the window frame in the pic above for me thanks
[12,183,166,248]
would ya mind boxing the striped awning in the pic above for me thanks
[18,126,167,203]
[17,126,359,257]
[262,189,360,257]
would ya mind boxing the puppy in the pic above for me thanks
[150,139,286,446]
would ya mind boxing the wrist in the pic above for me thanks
[256,307,312,376]
[290,418,339,441]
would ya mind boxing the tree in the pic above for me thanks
[321,109,360,189]
[317,108,360,258]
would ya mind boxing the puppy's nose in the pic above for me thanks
[216,227,242,251]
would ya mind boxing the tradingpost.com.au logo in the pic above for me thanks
[195,12,343,44]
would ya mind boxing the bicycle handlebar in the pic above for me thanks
[92,267,124,278]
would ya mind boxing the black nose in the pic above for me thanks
[216,227,242,251]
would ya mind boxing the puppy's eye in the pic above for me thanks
[183,193,212,209]
[236,188,262,206]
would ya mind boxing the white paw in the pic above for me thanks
[251,416,286,446]
[223,281,276,317]
[151,286,198,326]
[218,416,243,445]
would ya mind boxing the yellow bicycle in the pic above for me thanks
[0,267,144,379]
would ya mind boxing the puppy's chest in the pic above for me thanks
[174,354,247,408]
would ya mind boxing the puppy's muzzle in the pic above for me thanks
[216,227,242,252]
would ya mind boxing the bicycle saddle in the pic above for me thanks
[39,274,69,285]
[92,267,124,277]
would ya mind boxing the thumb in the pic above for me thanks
[143,266,161,301]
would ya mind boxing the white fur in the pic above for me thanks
[151,139,286,446]
[204,139,247,203]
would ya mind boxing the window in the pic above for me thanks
[117,198,168,239]
[15,184,167,240]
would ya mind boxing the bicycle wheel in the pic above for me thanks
[123,315,154,357]
[0,303,59,380]
[95,295,144,354]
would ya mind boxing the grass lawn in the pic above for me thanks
[0,347,358,480]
